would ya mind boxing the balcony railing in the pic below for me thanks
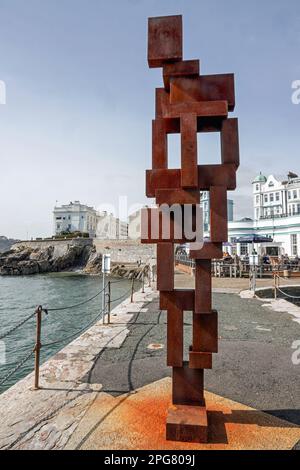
[259,212,300,220]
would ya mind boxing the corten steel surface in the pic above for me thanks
[143,14,239,443]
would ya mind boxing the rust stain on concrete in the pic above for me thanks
[75,378,300,450]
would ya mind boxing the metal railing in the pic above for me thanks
[0,274,144,391]
[175,254,300,279]
[273,273,300,302]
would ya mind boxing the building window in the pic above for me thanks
[256,208,259,219]
[256,195,259,204]
[270,193,274,202]
[240,243,248,256]
[294,190,298,199]
[57,223,61,229]
[264,194,268,203]
[276,192,280,201]
[291,234,298,256]
[256,184,259,191]
[288,191,291,200]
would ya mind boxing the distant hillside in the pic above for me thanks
[0,236,19,253]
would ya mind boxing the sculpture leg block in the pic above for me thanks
[193,311,218,353]
[210,186,228,242]
[172,363,205,406]
[167,305,183,367]
[189,351,212,369]
[166,404,208,443]
[195,260,212,313]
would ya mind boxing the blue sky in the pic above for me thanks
[1,0,300,238]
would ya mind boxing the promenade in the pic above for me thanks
[0,276,300,450]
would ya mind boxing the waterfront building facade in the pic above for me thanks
[222,172,300,257]
[53,203,128,240]
[96,212,128,240]
[53,201,98,238]
[128,209,143,240]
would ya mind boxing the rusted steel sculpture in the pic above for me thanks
[142,15,239,443]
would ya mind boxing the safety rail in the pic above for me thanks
[0,276,142,391]
[273,273,300,301]
[175,254,300,279]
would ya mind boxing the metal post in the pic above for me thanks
[107,281,111,324]
[142,271,145,293]
[131,278,134,303]
[102,270,106,324]
[34,306,42,390]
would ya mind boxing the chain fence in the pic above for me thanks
[0,276,141,390]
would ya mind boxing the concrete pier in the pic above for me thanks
[0,281,300,450]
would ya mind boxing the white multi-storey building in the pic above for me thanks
[97,211,128,240]
[224,172,300,257]
[53,201,98,238]
[253,172,300,220]
[53,203,128,240]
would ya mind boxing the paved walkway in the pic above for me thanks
[87,289,300,425]
[0,285,299,450]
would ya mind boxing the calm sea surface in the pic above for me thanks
[0,273,135,394]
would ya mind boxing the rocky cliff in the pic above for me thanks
[0,243,151,279]
[0,243,97,276]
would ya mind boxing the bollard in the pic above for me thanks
[34,305,42,390]
[131,278,134,303]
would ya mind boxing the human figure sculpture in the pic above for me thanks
[142,14,239,443]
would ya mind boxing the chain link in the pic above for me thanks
[47,283,108,312]
[43,308,106,348]
[275,285,300,299]
[0,348,34,387]
[0,312,36,341]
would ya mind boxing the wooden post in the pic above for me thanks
[34,306,42,390]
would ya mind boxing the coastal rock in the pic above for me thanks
[0,243,95,276]
[0,242,151,279]
[83,248,102,274]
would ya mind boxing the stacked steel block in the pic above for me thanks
[142,15,239,443]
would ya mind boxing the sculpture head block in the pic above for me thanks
[148,15,183,68]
